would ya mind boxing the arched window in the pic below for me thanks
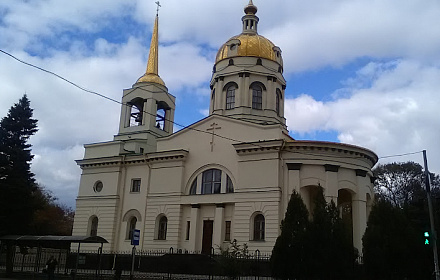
[226,86,235,110]
[226,176,234,193]
[202,169,222,194]
[90,216,98,237]
[189,179,197,195]
[276,89,282,116]
[211,89,216,111]
[127,217,137,240]
[253,214,265,241]
[158,216,168,240]
[189,167,235,195]
[252,85,262,110]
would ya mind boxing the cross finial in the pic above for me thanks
[155,1,161,15]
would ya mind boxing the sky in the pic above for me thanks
[1,0,440,209]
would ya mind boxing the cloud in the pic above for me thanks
[285,60,440,172]
[266,0,440,72]
[32,145,84,207]
[285,95,331,134]
[0,0,133,49]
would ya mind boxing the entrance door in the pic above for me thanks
[201,220,214,254]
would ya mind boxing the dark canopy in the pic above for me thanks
[0,235,108,249]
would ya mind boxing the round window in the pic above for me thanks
[230,44,236,51]
[94,181,103,193]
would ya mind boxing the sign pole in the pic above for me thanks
[130,229,140,280]
[130,246,136,280]
[423,150,440,280]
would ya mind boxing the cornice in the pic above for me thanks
[233,139,378,166]
[233,139,284,154]
[77,149,189,168]
[284,140,378,166]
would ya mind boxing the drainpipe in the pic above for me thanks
[113,154,128,252]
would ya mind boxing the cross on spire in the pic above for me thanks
[155,1,161,15]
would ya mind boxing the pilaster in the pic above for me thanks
[189,205,200,252]
[213,204,225,251]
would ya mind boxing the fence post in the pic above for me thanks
[97,244,103,280]
[255,249,260,280]
[5,242,14,276]
[73,243,81,280]
[130,246,136,280]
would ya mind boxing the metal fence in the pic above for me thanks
[0,245,273,279]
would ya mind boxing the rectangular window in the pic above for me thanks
[252,88,262,110]
[186,221,190,240]
[225,221,231,241]
[201,169,222,194]
[131,179,141,193]
[226,88,235,110]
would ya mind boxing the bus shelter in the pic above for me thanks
[0,235,108,279]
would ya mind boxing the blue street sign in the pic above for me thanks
[131,229,140,246]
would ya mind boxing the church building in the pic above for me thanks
[72,1,378,254]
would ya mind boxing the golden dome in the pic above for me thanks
[215,33,277,63]
[136,73,165,86]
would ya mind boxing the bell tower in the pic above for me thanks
[114,7,175,151]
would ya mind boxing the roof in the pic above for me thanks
[0,235,108,248]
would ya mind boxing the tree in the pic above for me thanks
[31,185,74,235]
[305,187,356,280]
[363,199,431,279]
[373,162,426,208]
[271,188,356,280]
[271,191,309,279]
[364,162,439,279]
[0,95,38,235]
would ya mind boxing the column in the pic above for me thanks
[281,86,286,118]
[213,204,225,252]
[243,73,250,107]
[286,163,302,216]
[352,196,367,252]
[215,77,224,113]
[352,169,369,252]
[144,99,157,129]
[266,77,274,111]
[164,108,174,133]
[324,164,339,202]
[238,73,245,107]
[189,205,200,252]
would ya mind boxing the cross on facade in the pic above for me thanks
[206,122,221,152]
[155,1,161,15]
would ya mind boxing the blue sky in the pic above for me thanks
[1,0,440,208]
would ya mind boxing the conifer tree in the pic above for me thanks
[0,95,38,235]
[305,187,356,280]
[363,199,431,279]
[271,191,309,279]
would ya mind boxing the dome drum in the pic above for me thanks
[211,56,286,87]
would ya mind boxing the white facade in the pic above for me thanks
[72,1,377,254]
